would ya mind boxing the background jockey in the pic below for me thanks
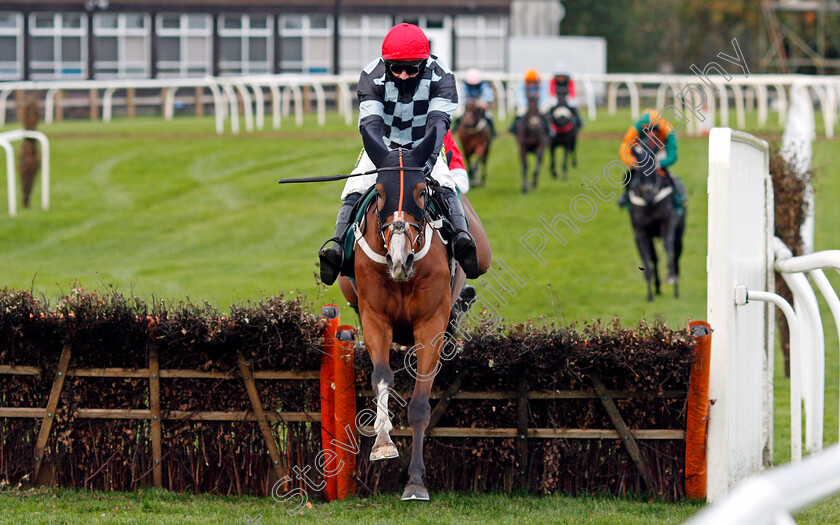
[453,68,496,138]
[318,23,480,286]
[509,68,551,135]
[548,61,583,129]
[617,108,681,210]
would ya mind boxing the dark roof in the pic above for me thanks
[11,0,511,15]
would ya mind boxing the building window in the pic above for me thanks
[278,14,332,74]
[454,15,507,72]
[93,13,151,78]
[155,13,212,78]
[218,14,272,76]
[29,12,87,79]
[339,15,390,74]
[395,15,453,70]
[0,12,23,80]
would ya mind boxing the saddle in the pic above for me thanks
[338,185,465,282]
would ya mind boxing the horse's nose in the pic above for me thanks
[404,253,415,273]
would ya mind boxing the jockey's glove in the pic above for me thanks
[423,158,435,177]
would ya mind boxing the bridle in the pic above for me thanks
[353,149,442,265]
[628,170,672,208]
[376,150,427,254]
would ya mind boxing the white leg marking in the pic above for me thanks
[374,379,393,436]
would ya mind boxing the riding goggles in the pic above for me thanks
[386,60,425,76]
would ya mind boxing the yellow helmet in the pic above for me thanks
[524,69,540,82]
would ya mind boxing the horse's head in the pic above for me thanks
[461,97,485,129]
[550,105,573,129]
[363,131,434,281]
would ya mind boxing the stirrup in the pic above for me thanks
[454,285,476,314]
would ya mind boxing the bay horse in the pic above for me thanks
[547,104,578,181]
[456,98,492,187]
[515,94,548,193]
[626,141,686,302]
[337,132,491,501]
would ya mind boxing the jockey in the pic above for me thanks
[318,23,480,286]
[509,69,551,135]
[617,108,680,209]
[453,68,496,138]
[548,61,583,129]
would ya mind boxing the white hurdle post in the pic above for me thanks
[706,128,776,502]
[0,129,51,217]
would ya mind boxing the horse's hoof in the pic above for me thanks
[401,484,430,501]
[369,442,399,461]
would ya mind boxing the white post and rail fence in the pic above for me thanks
[700,127,840,523]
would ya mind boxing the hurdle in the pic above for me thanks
[0,128,50,217]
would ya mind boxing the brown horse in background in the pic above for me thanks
[337,133,491,501]
[515,95,548,193]
[456,98,492,187]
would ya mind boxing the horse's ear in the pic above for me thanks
[411,130,437,167]
[362,127,390,166]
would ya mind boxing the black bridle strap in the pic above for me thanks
[277,166,425,184]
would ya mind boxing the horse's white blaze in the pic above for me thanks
[374,379,393,435]
[388,231,410,279]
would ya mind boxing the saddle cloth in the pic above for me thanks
[339,187,464,281]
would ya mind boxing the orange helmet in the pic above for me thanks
[524,69,540,82]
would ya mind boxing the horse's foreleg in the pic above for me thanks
[650,237,661,296]
[402,320,447,501]
[562,146,569,181]
[633,228,655,302]
[361,312,398,461]
[520,151,529,193]
[533,147,545,189]
[550,144,558,179]
[662,219,680,299]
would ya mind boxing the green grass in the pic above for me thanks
[0,488,705,524]
[0,108,839,523]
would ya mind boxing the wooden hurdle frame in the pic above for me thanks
[0,304,708,499]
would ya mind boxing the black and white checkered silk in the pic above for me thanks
[357,56,458,149]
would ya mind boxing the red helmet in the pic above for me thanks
[382,23,430,61]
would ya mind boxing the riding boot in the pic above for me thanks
[508,117,520,135]
[318,192,362,285]
[438,187,481,279]
[487,117,497,138]
[570,106,584,129]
